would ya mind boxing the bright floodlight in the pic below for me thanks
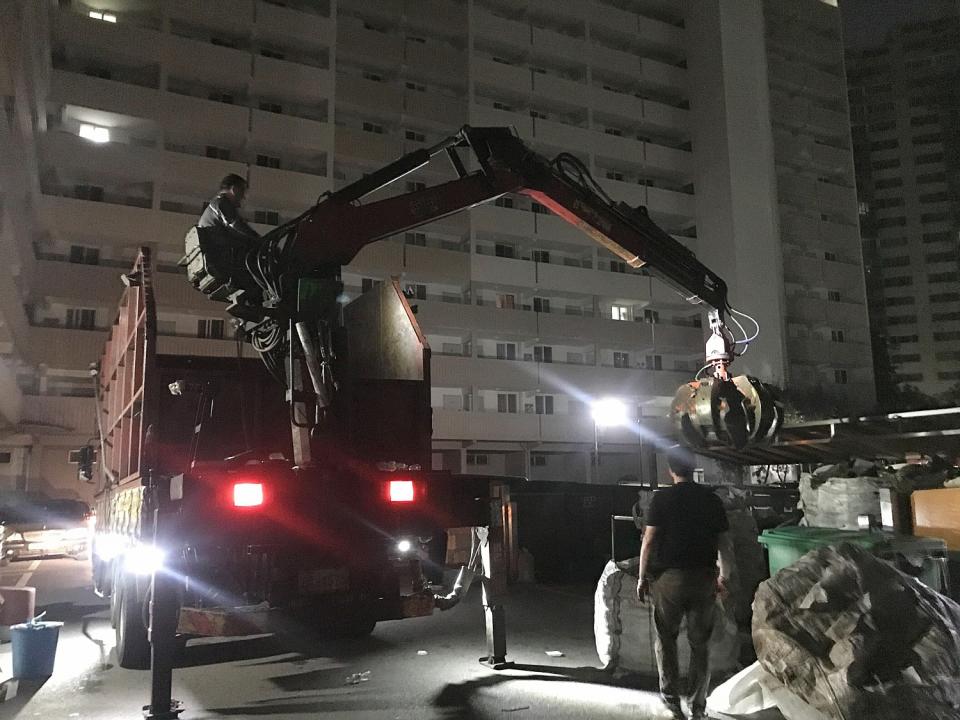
[591,397,629,427]
[397,539,412,553]
[79,123,110,143]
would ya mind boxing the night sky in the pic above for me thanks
[840,0,960,47]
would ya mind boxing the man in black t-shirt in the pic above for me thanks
[637,447,733,720]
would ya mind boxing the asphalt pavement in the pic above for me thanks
[0,559,699,720]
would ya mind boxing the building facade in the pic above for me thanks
[847,13,960,403]
[0,0,870,501]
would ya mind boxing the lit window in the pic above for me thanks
[611,305,630,321]
[89,11,116,22]
[79,123,110,143]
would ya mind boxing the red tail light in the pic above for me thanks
[233,482,264,507]
[388,480,415,503]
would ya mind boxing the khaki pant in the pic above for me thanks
[651,568,718,714]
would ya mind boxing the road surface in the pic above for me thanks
[0,558,730,720]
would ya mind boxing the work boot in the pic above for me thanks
[663,698,686,720]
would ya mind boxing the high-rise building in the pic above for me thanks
[846,13,960,403]
[0,0,869,502]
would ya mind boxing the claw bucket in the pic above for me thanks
[11,620,64,679]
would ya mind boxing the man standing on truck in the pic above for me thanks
[636,447,733,720]
[198,174,261,245]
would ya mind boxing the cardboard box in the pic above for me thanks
[913,488,960,551]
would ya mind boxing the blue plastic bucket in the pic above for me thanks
[11,621,64,679]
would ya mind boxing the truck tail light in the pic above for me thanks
[388,480,415,503]
[233,482,264,507]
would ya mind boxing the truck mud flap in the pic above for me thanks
[176,603,275,638]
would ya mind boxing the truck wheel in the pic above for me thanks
[115,573,151,670]
[335,613,376,639]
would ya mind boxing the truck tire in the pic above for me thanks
[333,612,376,639]
[115,572,151,670]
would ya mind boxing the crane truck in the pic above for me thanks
[87,127,780,704]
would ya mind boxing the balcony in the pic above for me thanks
[27,326,107,370]
[49,70,160,121]
[416,302,538,336]
[532,212,594,247]
[334,127,402,166]
[22,395,97,435]
[473,10,530,49]
[161,35,249,92]
[646,187,695,220]
[404,0,467,34]
[256,0,334,47]
[537,263,650,301]
[346,241,404,277]
[405,42,469,87]
[161,150,247,198]
[531,119,594,156]
[157,335,236,358]
[166,0,254,36]
[41,131,163,184]
[432,408,540,442]
[251,56,333,106]
[404,245,469,281]
[161,92,250,145]
[403,91,468,128]
[337,73,402,114]
[470,205,535,237]
[336,24,403,69]
[54,10,161,63]
[250,108,333,151]
[473,58,532,98]
[786,337,870,367]
[644,144,693,182]
[472,254,537,287]
[247,165,332,211]
[530,26,586,63]
[530,73,588,112]
[469,105,533,137]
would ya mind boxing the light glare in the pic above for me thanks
[233,482,264,507]
[79,123,110,143]
[125,544,165,575]
[389,480,415,502]
[103,13,117,22]
[591,397,629,427]
[397,539,412,553]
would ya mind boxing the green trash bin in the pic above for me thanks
[759,527,950,593]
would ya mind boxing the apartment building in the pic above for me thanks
[0,0,869,501]
[847,14,960,402]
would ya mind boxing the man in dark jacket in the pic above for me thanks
[637,447,733,720]
[198,174,260,243]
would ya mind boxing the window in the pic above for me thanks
[88,10,117,22]
[877,217,907,228]
[870,139,899,151]
[883,276,913,287]
[916,152,945,164]
[933,311,960,322]
[911,114,940,127]
[362,70,383,82]
[259,101,282,113]
[916,172,946,184]
[493,101,513,111]
[495,293,515,309]
[211,36,237,48]
[0,452,10,463]
[889,334,919,344]
[529,109,548,120]
[405,232,426,247]
[531,202,550,215]
[406,181,426,192]
[256,154,280,168]
[913,133,943,145]
[899,373,924,383]
[613,351,630,369]
[405,129,426,142]
[84,66,112,79]
[532,297,550,313]
[834,369,848,384]
[643,309,659,324]
[935,331,960,342]
[261,48,285,60]
[873,197,904,209]
[405,81,426,92]
[361,277,380,293]
[824,251,838,261]
[922,212,951,223]
[534,395,554,415]
[880,236,909,248]
[891,354,921,363]
[531,453,547,467]
[831,329,845,342]
[66,308,96,330]
[404,284,427,300]
[494,196,514,209]
[929,272,959,284]
[828,290,842,301]
[205,145,230,160]
[254,210,279,225]
[885,296,915,306]
[406,35,426,44]
[926,251,956,263]
[923,232,951,243]
[495,243,515,259]
[197,318,224,339]
[920,192,950,204]
[887,315,918,326]
[871,158,900,170]
[606,171,625,181]
[939,371,960,381]
[533,345,553,363]
[604,128,623,136]
[532,249,550,263]
[644,355,662,370]
[466,453,488,466]
[931,292,960,303]
[497,393,518,413]
[611,305,630,321]
[69,245,99,265]
[496,342,517,360]
[74,184,104,202]
[610,261,627,273]
[362,121,384,134]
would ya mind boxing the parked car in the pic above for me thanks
[0,499,93,563]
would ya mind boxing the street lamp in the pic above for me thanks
[591,398,629,483]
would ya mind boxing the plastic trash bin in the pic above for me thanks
[758,527,877,576]
[11,620,64,679]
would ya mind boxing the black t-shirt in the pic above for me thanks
[646,482,729,576]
